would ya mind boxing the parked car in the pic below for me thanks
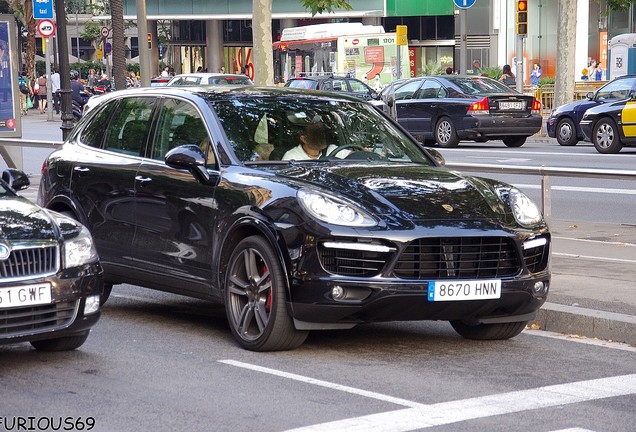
[285,75,380,101]
[38,86,551,351]
[1,169,102,351]
[579,93,636,153]
[386,75,542,147]
[547,75,636,146]
[167,73,253,86]
[150,76,171,86]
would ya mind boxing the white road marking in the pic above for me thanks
[553,252,636,264]
[217,359,425,408]
[284,374,636,432]
[553,236,636,247]
[514,183,636,195]
[524,329,636,353]
[550,429,597,432]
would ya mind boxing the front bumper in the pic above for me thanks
[0,261,103,346]
[288,273,549,327]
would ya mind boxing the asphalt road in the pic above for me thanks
[1,284,635,432]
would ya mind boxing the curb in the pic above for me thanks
[534,302,636,346]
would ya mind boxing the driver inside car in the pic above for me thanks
[282,122,346,160]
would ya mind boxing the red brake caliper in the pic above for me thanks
[264,264,272,311]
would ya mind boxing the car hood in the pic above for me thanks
[273,163,508,222]
[0,195,58,241]
[552,98,593,114]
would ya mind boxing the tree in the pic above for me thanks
[4,0,35,81]
[251,0,351,86]
[109,0,126,90]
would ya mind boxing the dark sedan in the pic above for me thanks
[547,75,636,146]
[579,94,636,153]
[38,86,551,351]
[388,75,542,147]
[285,75,379,101]
[1,169,102,351]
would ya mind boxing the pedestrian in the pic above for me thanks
[499,64,515,87]
[50,68,61,114]
[35,71,47,114]
[588,60,597,80]
[445,67,453,75]
[161,66,170,77]
[530,63,542,87]
[595,62,603,81]
[17,71,32,116]
[472,59,481,74]
[87,69,98,89]
[126,71,139,88]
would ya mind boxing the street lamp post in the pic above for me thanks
[54,0,74,139]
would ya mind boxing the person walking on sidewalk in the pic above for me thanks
[35,71,47,114]
[50,69,60,114]
[17,71,32,116]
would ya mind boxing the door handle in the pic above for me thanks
[73,166,90,174]
[135,176,152,184]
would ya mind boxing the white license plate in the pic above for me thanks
[427,279,501,302]
[499,101,525,110]
[0,283,52,308]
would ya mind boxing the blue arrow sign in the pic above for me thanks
[453,0,476,9]
[33,0,54,19]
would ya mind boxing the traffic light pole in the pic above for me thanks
[516,35,524,92]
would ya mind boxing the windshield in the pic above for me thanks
[208,96,434,165]
[450,77,518,95]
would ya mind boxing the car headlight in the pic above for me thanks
[297,190,377,227]
[498,188,543,227]
[63,225,99,269]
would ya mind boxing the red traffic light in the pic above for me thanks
[517,0,527,12]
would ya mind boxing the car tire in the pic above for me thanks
[556,118,578,146]
[59,210,112,305]
[435,117,460,148]
[30,331,90,351]
[593,118,623,154]
[450,320,527,340]
[502,136,527,147]
[225,235,308,351]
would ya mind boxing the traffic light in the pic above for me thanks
[516,0,528,36]
[147,33,152,49]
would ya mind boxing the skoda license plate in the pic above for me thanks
[0,283,52,308]
[427,280,501,302]
[499,101,525,110]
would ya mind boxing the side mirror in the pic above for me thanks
[586,91,594,100]
[370,91,379,100]
[165,145,212,184]
[425,147,445,166]
[1,168,30,191]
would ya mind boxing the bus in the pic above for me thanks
[273,22,411,87]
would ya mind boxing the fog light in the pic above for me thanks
[84,295,100,315]
[533,281,547,295]
[331,286,345,300]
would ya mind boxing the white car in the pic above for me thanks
[166,73,253,86]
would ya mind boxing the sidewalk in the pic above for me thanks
[10,113,636,347]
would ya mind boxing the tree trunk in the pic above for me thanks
[252,0,273,86]
[24,0,35,82]
[110,0,127,90]
[555,0,577,107]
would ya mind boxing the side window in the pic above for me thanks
[152,98,214,166]
[332,79,346,91]
[394,81,422,101]
[348,80,371,95]
[102,97,155,156]
[414,80,443,99]
[78,100,118,148]
[321,81,333,91]
[596,79,634,101]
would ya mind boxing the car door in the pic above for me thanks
[393,79,425,133]
[132,97,219,296]
[404,79,447,137]
[345,79,376,100]
[70,97,155,272]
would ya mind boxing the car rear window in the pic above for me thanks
[450,77,518,95]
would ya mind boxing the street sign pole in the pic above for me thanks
[453,0,475,74]
[45,37,52,121]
